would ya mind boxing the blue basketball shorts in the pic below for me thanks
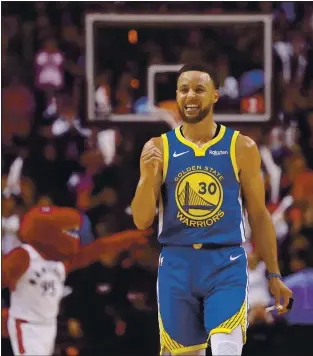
[157,244,248,355]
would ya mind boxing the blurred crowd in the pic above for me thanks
[2,2,313,356]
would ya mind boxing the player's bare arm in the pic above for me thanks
[236,134,292,313]
[131,137,163,229]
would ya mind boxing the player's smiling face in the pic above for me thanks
[176,71,219,124]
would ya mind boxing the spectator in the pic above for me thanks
[2,76,35,144]
[35,37,64,91]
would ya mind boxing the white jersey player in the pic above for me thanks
[8,244,65,355]
[2,222,149,356]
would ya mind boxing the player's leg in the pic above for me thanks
[158,247,208,355]
[8,316,57,355]
[203,246,248,356]
[211,325,243,356]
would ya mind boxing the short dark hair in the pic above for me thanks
[177,63,220,89]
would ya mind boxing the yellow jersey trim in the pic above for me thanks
[161,134,169,183]
[208,300,247,344]
[174,125,226,157]
[209,327,232,336]
[230,130,240,182]
[171,342,208,355]
[209,327,247,345]
[158,309,207,354]
[158,310,184,353]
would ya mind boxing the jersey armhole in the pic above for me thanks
[161,134,169,183]
[230,131,240,183]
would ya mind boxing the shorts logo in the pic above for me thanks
[230,254,242,261]
[174,166,225,227]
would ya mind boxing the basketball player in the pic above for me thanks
[2,206,149,356]
[131,63,293,356]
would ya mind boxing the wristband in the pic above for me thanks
[267,273,282,280]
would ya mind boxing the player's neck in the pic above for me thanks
[182,116,217,144]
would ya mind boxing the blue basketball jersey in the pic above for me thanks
[158,124,245,245]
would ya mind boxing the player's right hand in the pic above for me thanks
[140,139,163,179]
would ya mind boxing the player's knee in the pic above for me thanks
[213,341,239,355]
[211,325,243,356]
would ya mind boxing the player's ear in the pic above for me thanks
[213,89,219,104]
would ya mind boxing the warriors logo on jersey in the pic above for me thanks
[174,166,224,227]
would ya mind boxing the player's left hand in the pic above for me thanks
[269,277,293,314]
